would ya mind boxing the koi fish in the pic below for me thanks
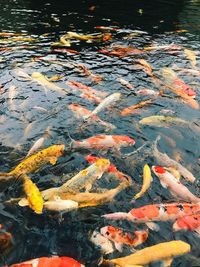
[144,44,181,51]
[152,166,200,203]
[84,93,121,120]
[90,230,114,255]
[99,46,144,57]
[0,226,12,254]
[7,256,85,267]
[51,48,80,54]
[133,164,152,200]
[85,155,132,184]
[152,136,196,183]
[69,104,116,130]
[60,31,112,42]
[0,144,65,179]
[100,226,148,252]
[31,72,69,95]
[33,106,48,112]
[77,64,103,83]
[102,202,200,226]
[21,175,43,214]
[160,68,196,98]
[184,48,196,69]
[139,115,189,127]
[121,99,154,116]
[44,199,78,211]
[41,158,110,201]
[173,214,200,234]
[66,81,106,98]
[57,181,129,208]
[71,135,135,151]
[103,240,190,267]
[117,78,134,90]
[8,85,17,108]
[94,26,120,31]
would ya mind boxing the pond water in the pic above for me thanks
[0,0,200,266]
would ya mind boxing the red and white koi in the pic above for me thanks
[66,80,106,98]
[152,136,196,183]
[71,135,135,151]
[117,78,134,90]
[100,226,148,252]
[173,214,200,234]
[152,166,200,203]
[102,202,200,226]
[6,256,84,267]
[84,92,121,120]
[85,155,132,183]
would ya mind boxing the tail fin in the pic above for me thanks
[152,135,161,151]
[66,130,76,149]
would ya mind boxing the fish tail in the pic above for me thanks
[102,212,131,221]
[152,135,161,151]
[66,130,76,148]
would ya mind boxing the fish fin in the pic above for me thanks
[130,247,137,253]
[85,183,92,192]
[146,222,160,231]
[160,181,168,188]
[194,227,200,236]
[114,242,123,252]
[18,198,29,207]
[49,157,57,165]
[161,257,173,267]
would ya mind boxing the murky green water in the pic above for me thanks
[0,0,200,266]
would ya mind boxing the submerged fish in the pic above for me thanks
[21,175,43,214]
[121,99,154,116]
[8,85,17,108]
[102,202,200,225]
[139,115,188,127]
[173,214,200,234]
[152,136,196,183]
[152,166,200,203]
[0,226,12,254]
[41,158,110,200]
[103,240,190,267]
[44,198,78,211]
[117,78,134,90]
[90,230,114,255]
[85,155,132,184]
[31,72,69,95]
[77,64,103,83]
[7,256,85,267]
[57,181,129,208]
[71,135,135,151]
[99,46,144,57]
[133,164,152,200]
[0,144,65,179]
[69,103,115,130]
[100,226,148,252]
[84,93,121,120]
[60,31,112,43]
[184,48,197,69]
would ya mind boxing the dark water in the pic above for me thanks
[0,0,200,266]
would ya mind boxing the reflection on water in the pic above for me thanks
[0,0,200,266]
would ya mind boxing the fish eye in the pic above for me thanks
[105,231,110,235]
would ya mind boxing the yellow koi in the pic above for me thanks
[103,240,190,267]
[139,115,188,127]
[21,175,43,214]
[31,72,69,95]
[133,164,152,200]
[184,48,196,69]
[0,144,65,179]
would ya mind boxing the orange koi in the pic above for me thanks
[77,64,103,83]
[7,256,84,267]
[85,155,132,183]
[80,92,102,104]
[99,46,144,57]
[173,214,200,233]
[100,226,148,252]
[66,80,106,98]
[71,135,135,151]
[120,99,154,116]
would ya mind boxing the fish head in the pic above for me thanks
[100,226,120,239]
[90,230,114,254]
[152,165,166,175]
[85,154,100,164]
[55,144,65,156]
[113,136,135,146]
[95,158,110,171]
